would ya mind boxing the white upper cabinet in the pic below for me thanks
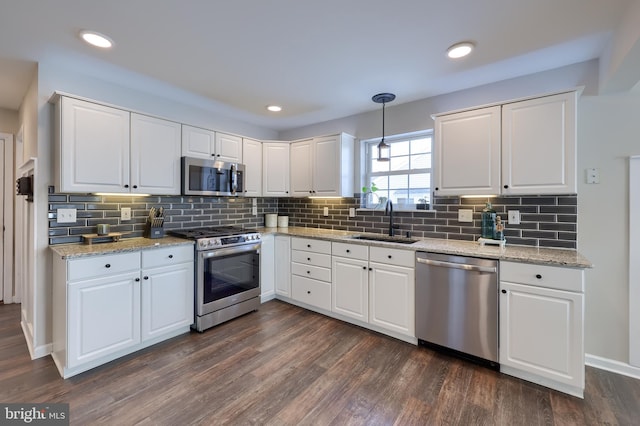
[263,142,290,196]
[215,132,243,163]
[181,125,215,159]
[182,126,242,163]
[242,138,263,197]
[434,106,501,196]
[290,139,314,196]
[56,96,131,194]
[290,133,355,197]
[433,91,577,196]
[502,92,577,195]
[130,113,181,195]
[55,96,181,195]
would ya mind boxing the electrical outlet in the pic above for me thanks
[458,209,473,222]
[508,210,521,225]
[252,198,257,206]
[349,208,356,217]
[586,168,600,184]
[57,208,77,223]
[323,207,329,217]
[121,207,132,221]
[252,206,258,215]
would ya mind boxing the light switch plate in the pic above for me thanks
[323,207,329,217]
[458,209,473,222]
[58,208,77,223]
[121,207,132,221]
[586,168,600,184]
[349,208,356,217]
[508,210,521,225]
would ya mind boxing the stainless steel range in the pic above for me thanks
[170,226,261,332]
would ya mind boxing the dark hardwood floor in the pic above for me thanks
[1,300,639,425]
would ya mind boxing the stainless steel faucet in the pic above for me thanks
[385,199,399,236]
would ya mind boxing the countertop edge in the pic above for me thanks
[49,237,195,259]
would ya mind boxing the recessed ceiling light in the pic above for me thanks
[266,105,282,112]
[79,30,114,48]
[447,42,474,59]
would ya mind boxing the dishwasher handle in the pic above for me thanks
[416,257,497,273]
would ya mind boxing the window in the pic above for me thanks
[363,131,433,210]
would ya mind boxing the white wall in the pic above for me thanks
[0,108,18,134]
[578,91,640,363]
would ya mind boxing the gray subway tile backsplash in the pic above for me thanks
[48,193,578,249]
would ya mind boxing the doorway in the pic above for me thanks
[1,132,15,303]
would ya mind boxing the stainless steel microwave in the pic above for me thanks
[181,157,245,196]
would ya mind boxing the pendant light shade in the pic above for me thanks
[372,93,395,161]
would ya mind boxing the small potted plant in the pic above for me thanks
[417,197,429,210]
[361,182,379,208]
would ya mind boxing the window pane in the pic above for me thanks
[411,153,431,169]
[391,141,409,156]
[389,174,408,189]
[410,173,431,188]
[390,156,410,171]
[411,138,431,154]
[371,157,389,173]
[372,176,388,190]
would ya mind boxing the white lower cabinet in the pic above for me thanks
[499,261,585,397]
[274,236,291,297]
[290,237,332,311]
[52,245,194,378]
[67,271,141,369]
[332,255,369,322]
[369,261,415,338]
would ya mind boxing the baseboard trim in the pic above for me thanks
[20,320,52,360]
[585,353,640,380]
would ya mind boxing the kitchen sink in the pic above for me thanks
[349,235,418,244]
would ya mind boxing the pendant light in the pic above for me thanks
[372,93,395,161]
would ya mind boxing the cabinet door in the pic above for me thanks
[433,106,501,196]
[59,97,130,193]
[369,262,415,337]
[242,138,263,196]
[67,272,141,368]
[290,139,314,196]
[332,256,368,322]
[141,262,194,341]
[215,132,243,163]
[182,125,215,159]
[131,113,181,195]
[500,281,583,390]
[274,235,291,297]
[260,234,275,299]
[502,92,577,195]
[263,143,290,196]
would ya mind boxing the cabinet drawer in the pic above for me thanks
[291,237,331,254]
[291,262,331,282]
[500,261,584,292]
[291,275,331,311]
[332,242,368,260]
[142,245,193,269]
[291,250,331,268]
[369,246,414,268]
[68,252,140,281]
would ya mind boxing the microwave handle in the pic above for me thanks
[230,164,238,195]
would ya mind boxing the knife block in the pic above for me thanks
[144,219,165,239]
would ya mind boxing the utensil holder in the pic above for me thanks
[144,218,164,239]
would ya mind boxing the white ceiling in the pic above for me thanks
[0,0,636,131]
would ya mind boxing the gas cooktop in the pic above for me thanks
[169,226,261,250]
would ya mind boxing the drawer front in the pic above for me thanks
[291,275,331,311]
[291,262,331,282]
[332,242,368,260]
[142,245,193,269]
[291,237,332,254]
[291,250,331,268]
[500,261,584,292]
[68,252,140,282]
[369,246,414,268]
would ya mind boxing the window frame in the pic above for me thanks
[362,130,433,211]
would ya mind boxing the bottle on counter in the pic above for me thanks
[495,216,504,241]
[481,202,496,239]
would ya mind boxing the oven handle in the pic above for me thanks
[199,242,261,259]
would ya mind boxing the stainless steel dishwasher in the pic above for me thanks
[415,252,499,368]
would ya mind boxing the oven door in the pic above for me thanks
[197,242,261,316]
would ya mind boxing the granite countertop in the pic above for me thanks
[258,226,593,269]
[50,236,194,259]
